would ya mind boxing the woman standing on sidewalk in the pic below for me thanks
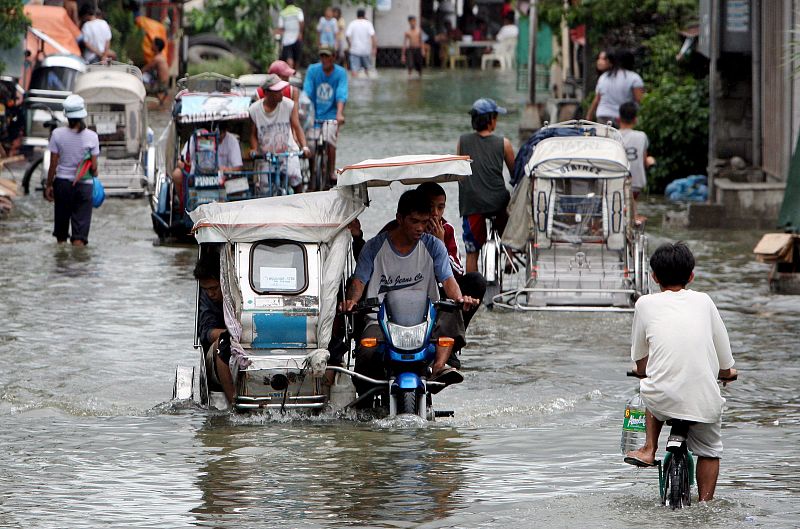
[43,95,99,246]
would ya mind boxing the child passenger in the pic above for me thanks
[625,242,737,502]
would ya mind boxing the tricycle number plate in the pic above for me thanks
[96,122,116,135]
[224,177,249,195]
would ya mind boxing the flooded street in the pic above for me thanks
[1,70,798,528]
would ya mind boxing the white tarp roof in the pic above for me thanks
[177,94,252,123]
[191,189,364,244]
[74,68,146,104]
[526,136,630,179]
[336,154,471,187]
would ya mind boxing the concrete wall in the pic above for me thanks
[688,178,786,229]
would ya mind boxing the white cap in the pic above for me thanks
[63,94,87,119]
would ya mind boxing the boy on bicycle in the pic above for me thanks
[625,242,737,502]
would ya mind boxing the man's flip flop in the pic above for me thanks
[624,456,658,468]
[430,367,464,386]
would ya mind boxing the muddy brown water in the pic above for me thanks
[0,70,798,528]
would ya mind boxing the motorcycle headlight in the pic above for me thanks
[386,321,428,350]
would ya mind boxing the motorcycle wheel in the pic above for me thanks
[398,390,418,415]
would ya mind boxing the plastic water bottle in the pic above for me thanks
[620,392,647,454]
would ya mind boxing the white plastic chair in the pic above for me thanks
[481,38,517,70]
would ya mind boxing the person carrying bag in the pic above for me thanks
[44,95,101,246]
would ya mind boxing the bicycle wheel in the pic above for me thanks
[312,144,325,192]
[318,142,330,190]
[668,453,690,509]
[22,155,44,195]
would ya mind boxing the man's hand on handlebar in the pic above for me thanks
[339,299,357,313]
[458,295,480,311]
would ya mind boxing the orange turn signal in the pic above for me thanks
[360,337,378,347]
[438,337,455,347]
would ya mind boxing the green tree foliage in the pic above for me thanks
[539,0,707,191]
[189,0,282,69]
[0,0,29,72]
[103,1,145,65]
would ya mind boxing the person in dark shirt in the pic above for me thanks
[193,254,235,403]
[456,98,515,274]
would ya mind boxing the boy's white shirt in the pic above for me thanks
[631,289,735,423]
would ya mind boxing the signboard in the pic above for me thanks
[260,267,297,290]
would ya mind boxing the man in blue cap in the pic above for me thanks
[456,98,516,274]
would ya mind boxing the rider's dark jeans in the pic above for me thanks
[457,272,487,329]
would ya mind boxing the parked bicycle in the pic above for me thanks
[480,216,521,308]
[624,370,738,509]
[21,103,61,195]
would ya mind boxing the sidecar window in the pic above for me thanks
[250,241,308,295]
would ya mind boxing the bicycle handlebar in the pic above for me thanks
[627,370,738,382]
[250,150,304,161]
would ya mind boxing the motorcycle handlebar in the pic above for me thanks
[343,298,465,314]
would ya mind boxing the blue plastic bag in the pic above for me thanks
[665,175,708,202]
[92,177,105,208]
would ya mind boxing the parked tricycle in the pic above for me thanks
[72,63,154,197]
[493,120,651,311]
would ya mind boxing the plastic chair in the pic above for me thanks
[447,43,468,69]
[481,38,517,70]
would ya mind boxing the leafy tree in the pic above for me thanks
[539,0,706,191]
[189,0,282,69]
[0,0,28,73]
[102,0,145,65]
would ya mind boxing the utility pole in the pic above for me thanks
[520,0,541,140]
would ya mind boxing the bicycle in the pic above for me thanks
[309,119,338,192]
[480,216,521,308]
[625,370,738,509]
[21,103,61,195]
[249,150,303,197]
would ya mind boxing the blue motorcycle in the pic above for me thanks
[343,292,462,419]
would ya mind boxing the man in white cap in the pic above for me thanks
[44,94,99,246]
[249,74,309,194]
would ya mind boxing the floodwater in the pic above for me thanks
[1,70,798,528]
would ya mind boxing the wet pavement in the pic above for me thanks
[0,70,798,528]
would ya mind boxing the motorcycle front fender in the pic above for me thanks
[393,372,422,391]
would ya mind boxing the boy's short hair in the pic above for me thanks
[619,102,638,124]
[650,242,695,287]
[416,181,445,200]
[357,8,366,17]
[153,37,166,53]
[397,189,432,217]
[408,15,416,21]
[193,253,220,281]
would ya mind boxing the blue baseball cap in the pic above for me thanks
[470,98,507,115]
